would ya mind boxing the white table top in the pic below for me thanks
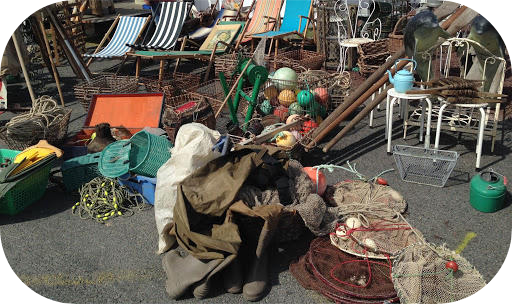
[340,37,374,48]
[388,87,430,99]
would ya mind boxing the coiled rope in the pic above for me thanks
[6,96,67,141]
[72,177,150,223]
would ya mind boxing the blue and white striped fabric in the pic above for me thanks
[85,16,148,58]
[129,1,190,51]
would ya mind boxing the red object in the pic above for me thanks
[313,87,330,108]
[303,167,327,196]
[503,176,508,186]
[301,120,319,134]
[273,105,289,122]
[445,261,459,272]
[376,177,388,185]
[175,101,197,114]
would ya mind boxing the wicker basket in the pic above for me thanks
[74,74,139,110]
[0,109,72,151]
[273,49,326,71]
[162,93,216,143]
[357,39,391,77]
[186,79,226,113]
[389,15,407,54]
[140,72,201,93]
[214,51,253,79]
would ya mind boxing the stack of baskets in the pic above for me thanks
[74,74,139,110]
[357,39,391,77]
[272,49,325,72]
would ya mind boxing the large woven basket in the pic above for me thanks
[186,79,226,113]
[389,15,408,54]
[74,74,139,110]
[357,39,391,77]
[273,49,325,71]
[140,72,201,93]
[0,109,72,151]
[214,51,253,79]
[162,93,216,143]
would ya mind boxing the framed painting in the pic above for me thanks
[199,23,242,52]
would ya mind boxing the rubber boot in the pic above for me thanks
[223,257,243,294]
[242,228,274,301]
[192,278,210,299]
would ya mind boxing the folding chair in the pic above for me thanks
[127,1,191,50]
[249,0,315,64]
[237,0,284,47]
[84,15,151,66]
[127,21,246,82]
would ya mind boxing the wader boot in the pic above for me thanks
[242,228,274,301]
[223,257,243,294]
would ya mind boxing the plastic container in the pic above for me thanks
[0,161,53,215]
[470,171,507,213]
[129,130,172,178]
[118,174,157,205]
[61,153,102,191]
[0,149,20,165]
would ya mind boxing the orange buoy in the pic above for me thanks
[313,87,330,108]
[303,167,327,196]
[273,105,289,122]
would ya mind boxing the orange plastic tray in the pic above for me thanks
[83,93,164,136]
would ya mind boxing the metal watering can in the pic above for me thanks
[387,59,417,93]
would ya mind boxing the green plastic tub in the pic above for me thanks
[61,153,102,191]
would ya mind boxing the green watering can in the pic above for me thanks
[470,171,507,213]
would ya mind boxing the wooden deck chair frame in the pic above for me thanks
[246,0,316,69]
[86,15,152,67]
[127,20,247,82]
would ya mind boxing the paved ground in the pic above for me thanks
[1,49,512,303]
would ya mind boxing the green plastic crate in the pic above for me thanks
[61,153,102,191]
[0,160,53,215]
[0,149,20,164]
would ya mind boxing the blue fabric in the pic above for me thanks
[252,0,312,37]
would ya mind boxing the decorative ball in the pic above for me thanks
[345,217,362,229]
[297,89,315,107]
[445,261,459,272]
[313,87,330,108]
[273,106,289,122]
[302,120,319,134]
[275,131,297,148]
[260,99,273,115]
[364,238,377,251]
[287,102,303,116]
[303,167,327,196]
[273,67,297,90]
[306,101,327,118]
[264,85,279,100]
[286,114,301,125]
[278,89,296,107]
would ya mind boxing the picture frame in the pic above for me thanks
[200,23,242,52]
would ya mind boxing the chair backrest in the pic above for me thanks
[426,38,506,94]
[99,16,148,56]
[333,0,382,41]
[243,0,284,39]
[199,21,246,51]
[145,1,191,49]
[279,0,312,34]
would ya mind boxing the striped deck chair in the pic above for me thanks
[128,21,246,82]
[239,0,283,44]
[187,8,239,40]
[84,16,151,66]
[249,0,314,61]
[128,1,191,50]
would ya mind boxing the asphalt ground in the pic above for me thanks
[1,54,512,304]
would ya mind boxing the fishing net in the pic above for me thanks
[329,215,424,260]
[290,237,399,303]
[392,242,486,304]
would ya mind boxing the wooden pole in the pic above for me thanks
[87,15,120,67]
[38,15,65,106]
[215,58,253,118]
[11,33,36,104]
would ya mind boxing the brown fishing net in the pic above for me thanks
[392,243,486,304]
[290,237,399,303]
[329,215,424,260]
